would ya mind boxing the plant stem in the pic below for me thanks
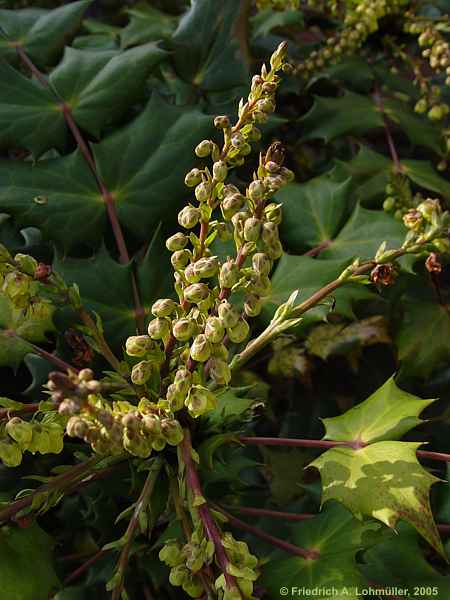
[212,504,320,560]
[180,429,239,592]
[238,436,450,463]
[78,307,122,371]
[6,330,77,373]
[63,549,108,585]
[220,504,450,535]
[0,456,102,523]
[0,402,40,421]
[112,457,163,600]
[373,88,402,172]
[15,45,145,334]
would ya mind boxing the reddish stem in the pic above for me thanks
[238,436,450,463]
[304,240,332,257]
[373,89,401,172]
[181,430,238,591]
[63,549,108,585]
[213,505,320,560]
[0,403,40,421]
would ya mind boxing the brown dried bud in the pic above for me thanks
[34,262,52,281]
[425,252,442,274]
[370,263,397,286]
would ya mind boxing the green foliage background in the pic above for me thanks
[1,0,450,599]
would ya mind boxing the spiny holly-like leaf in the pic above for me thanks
[300,92,384,142]
[401,160,450,201]
[310,442,444,557]
[309,378,444,556]
[0,293,55,370]
[0,1,90,68]
[0,95,213,249]
[384,98,444,156]
[360,522,450,598]
[91,94,214,242]
[50,44,166,138]
[0,151,101,250]
[332,146,392,206]
[121,4,178,49]
[277,175,353,252]
[0,522,59,600]
[0,62,65,157]
[261,501,382,600]
[171,0,248,94]
[53,240,172,351]
[321,376,434,444]
[320,204,405,262]
[306,316,391,362]
[260,255,375,326]
[396,298,450,378]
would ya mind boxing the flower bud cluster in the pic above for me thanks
[214,532,259,599]
[0,245,54,324]
[159,528,214,598]
[294,0,407,79]
[382,175,416,221]
[0,413,64,467]
[401,197,450,253]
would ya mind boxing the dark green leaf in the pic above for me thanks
[121,3,178,48]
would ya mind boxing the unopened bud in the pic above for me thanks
[195,181,211,203]
[193,256,219,279]
[148,318,170,340]
[184,282,210,303]
[264,203,283,225]
[173,318,196,341]
[213,161,228,182]
[218,301,240,328]
[126,335,153,357]
[208,357,231,385]
[248,180,266,202]
[178,206,200,229]
[131,360,153,386]
[222,194,245,220]
[161,419,184,445]
[195,140,212,158]
[244,217,262,242]
[185,168,202,187]
[214,115,230,129]
[190,334,212,362]
[14,253,38,276]
[166,232,188,252]
[244,294,262,317]
[219,259,240,288]
[185,385,216,417]
[205,316,225,344]
[425,252,442,273]
[171,249,190,270]
[152,298,177,318]
[227,319,250,343]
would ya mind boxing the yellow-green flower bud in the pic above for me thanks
[185,168,202,187]
[159,542,183,567]
[5,417,33,446]
[14,253,38,276]
[195,181,211,203]
[244,294,262,317]
[0,244,11,262]
[415,98,427,114]
[249,273,271,297]
[228,319,250,343]
[244,217,262,242]
[183,263,199,284]
[152,298,177,318]
[270,41,288,70]
[264,203,282,225]
[218,300,240,328]
[166,383,185,411]
[208,357,231,385]
[123,431,152,458]
[219,259,239,288]
[184,282,210,304]
[428,105,444,120]
[383,197,395,212]
[171,249,190,270]
[148,317,170,340]
[252,252,271,276]
[174,367,192,389]
[195,140,212,158]
[166,232,188,251]
[185,385,217,417]
[131,360,153,386]
[213,161,228,182]
[248,180,266,202]
[231,132,245,148]
[169,564,189,587]
[66,416,89,438]
[142,414,161,435]
[261,221,279,244]
[161,419,184,445]
[205,316,225,343]
[256,98,275,114]
[418,199,440,222]
[3,272,30,301]
[193,256,219,279]
[222,194,245,220]
[178,206,201,229]
[173,318,196,341]
[29,426,51,454]
[265,239,283,259]
[126,335,153,357]
[0,438,22,467]
[212,342,229,361]
[214,115,230,129]
[190,334,212,362]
